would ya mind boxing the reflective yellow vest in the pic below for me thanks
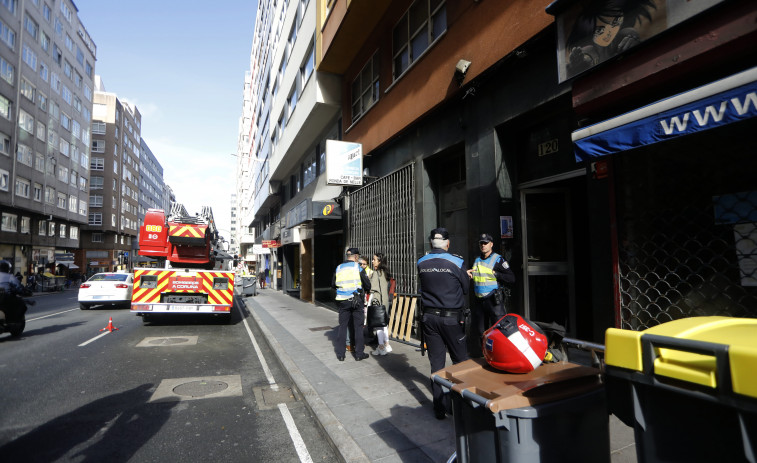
[335,261,361,300]
[472,253,500,298]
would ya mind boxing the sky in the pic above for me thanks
[74,0,258,240]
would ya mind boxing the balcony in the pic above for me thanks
[318,0,392,74]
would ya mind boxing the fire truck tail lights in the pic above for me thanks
[213,306,230,312]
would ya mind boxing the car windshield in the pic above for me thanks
[88,274,129,282]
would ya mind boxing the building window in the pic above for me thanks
[22,44,37,70]
[14,177,30,198]
[21,216,30,234]
[0,19,15,48]
[20,78,34,101]
[1,212,17,232]
[16,143,32,166]
[36,121,45,141]
[57,192,66,209]
[68,195,76,212]
[88,213,102,226]
[91,232,103,242]
[0,131,9,156]
[24,16,38,41]
[59,224,66,238]
[0,94,10,120]
[90,176,103,190]
[70,226,78,240]
[38,220,45,235]
[33,182,41,201]
[91,157,104,171]
[0,56,13,84]
[302,40,315,86]
[57,165,68,182]
[48,221,55,236]
[92,121,105,134]
[392,0,447,80]
[352,52,380,122]
[91,139,104,153]
[89,194,103,207]
[44,186,54,204]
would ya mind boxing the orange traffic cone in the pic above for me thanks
[100,317,119,332]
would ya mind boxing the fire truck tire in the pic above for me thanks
[79,303,90,310]
[142,314,152,325]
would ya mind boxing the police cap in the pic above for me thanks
[478,233,493,243]
[345,247,359,256]
[428,228,449,241]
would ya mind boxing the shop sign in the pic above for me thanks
[326,140,363,186]
[252,244,270,254]
[550,0,724,82]
[312,201,341,219]
[286,200,310,228]
[262,240,280,248]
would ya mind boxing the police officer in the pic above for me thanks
[417,228,470,419]
[467,233,515,355]
[332,247,371,361]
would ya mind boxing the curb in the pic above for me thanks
[240,295,371,463]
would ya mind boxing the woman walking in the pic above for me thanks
[369,253,393,356]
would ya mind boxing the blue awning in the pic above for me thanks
[573,67,757,162]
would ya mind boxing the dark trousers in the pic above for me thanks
[470,294,506,356]
[336,299,365,356]
[423,312,469,413]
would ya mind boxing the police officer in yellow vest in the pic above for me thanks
[332,247,371,361]
[467,233,515,356]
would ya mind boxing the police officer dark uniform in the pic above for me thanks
[467,233,515,355]
[417,228,470,419]
[332,247,371,361]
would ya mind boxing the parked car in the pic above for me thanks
[78,272,133,310]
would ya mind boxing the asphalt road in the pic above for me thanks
[0,291,336,463]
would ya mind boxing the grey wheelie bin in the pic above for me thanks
[432,359,609,463]
[240,276,257,296]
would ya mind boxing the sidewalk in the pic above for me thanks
[240,289,637,463]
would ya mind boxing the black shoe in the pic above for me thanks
[337,355,345,361]
[434,408,446,420]
[355,353,369,361]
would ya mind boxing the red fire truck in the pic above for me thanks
[130,204,234,323]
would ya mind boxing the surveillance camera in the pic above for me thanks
[455,59,471,76]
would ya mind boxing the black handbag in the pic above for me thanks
[367,302,388,328]
[366,274,389,328]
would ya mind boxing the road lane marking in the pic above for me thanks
[27,308,78,322]
[79,331,110,346]
[236,300,314,463]
[279,403,314,463]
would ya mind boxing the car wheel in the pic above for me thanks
[79,303,90,310]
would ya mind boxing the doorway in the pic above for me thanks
[521,188,575,332]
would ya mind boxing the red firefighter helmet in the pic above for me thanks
[483,314,548,373]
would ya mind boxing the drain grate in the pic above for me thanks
[308,326,333,332]
[252,385,297,410]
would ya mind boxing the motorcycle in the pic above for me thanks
[0,287,32,338]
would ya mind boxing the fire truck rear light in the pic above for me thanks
[132,304,150,311]
[213,306,230,312]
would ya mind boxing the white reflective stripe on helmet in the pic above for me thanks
[507,330,543,370]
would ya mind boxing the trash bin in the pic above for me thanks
[241,276,257,296]
[432,359,609,463]
[605,316,757,463]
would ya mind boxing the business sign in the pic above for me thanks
[313,201,341,219]
[552,0,724,82]
[573,68,757,160]
[252,244,270,255]
[262,240,280,248]
[326,140,363,186]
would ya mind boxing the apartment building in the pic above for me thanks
[0,0,96,279]
[318,0,757,342]
[240,0,342,299]
[133,137,165,266]
[77,76,140,275]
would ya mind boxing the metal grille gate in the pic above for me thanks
[345,163,417,294]
[615,140,757,331]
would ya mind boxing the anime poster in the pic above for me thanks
[555,0,725,82]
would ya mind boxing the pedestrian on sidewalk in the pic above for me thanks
[333,247,371,361]
[467,233,515,357]
[369,252,392,356]
[417,228,470,420]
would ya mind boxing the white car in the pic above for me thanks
[78,272,133,310]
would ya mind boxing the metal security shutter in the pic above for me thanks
[345,163,417,294]
[614,132,757,331]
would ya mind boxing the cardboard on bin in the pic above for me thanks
[433,358,602,413]
[605,316,757,399]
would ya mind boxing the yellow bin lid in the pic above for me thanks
[605,316,757,399]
